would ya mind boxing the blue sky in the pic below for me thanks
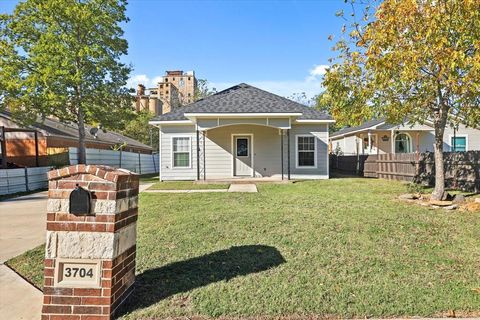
[1,0,347,100]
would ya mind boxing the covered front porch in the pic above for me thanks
[194,118,295,181]
[356,128,434,155]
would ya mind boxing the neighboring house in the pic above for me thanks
[330,118,480,155]
[149,83,334,180]
[0,111,152,167]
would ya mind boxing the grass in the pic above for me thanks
[148,181,229,190]
[5,244,45,289]
[6,177,480,319]
[138,173,161,184]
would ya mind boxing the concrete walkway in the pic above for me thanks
[228,184,258,193]
[0,264,42,319]
[144,189,228,193]
[139,182,154,193]
[143,184,259,193]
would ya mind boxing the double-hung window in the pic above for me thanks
[296,135,316,168]
[450,136,467,152]
[172,137,191,168]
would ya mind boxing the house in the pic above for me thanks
[149,83,334,180]
[330,119,480,155]
[0,111,153,167]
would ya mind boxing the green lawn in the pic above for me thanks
[7,177,480,319]
[148,181,229,190]
[138,173,161,184]
[5,244,44,289]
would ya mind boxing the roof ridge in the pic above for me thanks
[151,83,333,122]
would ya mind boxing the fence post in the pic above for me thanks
[24,167,29,192]
[152,153,157,173]
[119,149,122,168]
[138,151,141,174]
[356,153,360,175]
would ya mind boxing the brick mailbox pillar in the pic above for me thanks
[42,165,139,320]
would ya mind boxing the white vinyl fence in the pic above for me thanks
[68,148,159,174]
[0,166,51,195]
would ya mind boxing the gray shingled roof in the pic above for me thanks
[330,119,386,138]
[151,83,332,121]
[1,111,152,150]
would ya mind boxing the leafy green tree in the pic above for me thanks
[121,110,158,151]
[313,92,339,133]
[194,79,217,101]
[0,0,133,164]
[322,0,480,200]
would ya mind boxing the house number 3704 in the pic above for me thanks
[55,260,101,288]
[64,267,94,278]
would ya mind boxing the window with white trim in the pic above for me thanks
[172,137,191,168]
[297,135,316,167]
[395,133,411,153]
[451,136,467,152]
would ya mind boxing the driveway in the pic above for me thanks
[0,191,47,319]
[0,191,48,263]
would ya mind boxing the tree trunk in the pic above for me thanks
[431,108,448,201]
[77,106,87,164]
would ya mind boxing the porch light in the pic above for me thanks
[381,135,389,141]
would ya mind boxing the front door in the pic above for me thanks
[234,136,252,176]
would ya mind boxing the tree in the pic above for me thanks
[287,92,312,106]
[313,92,339,133]
[322,0,480,200]
[194,79,217,101]
[0,0,133,164]
[120,110,158,151]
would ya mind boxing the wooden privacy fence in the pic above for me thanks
[331,151,480,192]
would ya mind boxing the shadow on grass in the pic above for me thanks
[117,245,285,317]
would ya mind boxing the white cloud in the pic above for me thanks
[310,64,329,77]
[151,76,164,86]
[126,74,164,89]
[126,74,150,89]
[210,63,329,103]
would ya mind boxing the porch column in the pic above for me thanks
[0,126,7,169]
[280,130,284,180]
[415,132,420,153]
[34,131,39,167]
[203,131,206,180]
[196,129,200,180]
[390,130,395,154]
[287,129,291,180]
[367,131,372,154]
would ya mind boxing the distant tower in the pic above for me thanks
[133,70,197,116]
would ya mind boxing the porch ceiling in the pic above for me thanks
[195,116,292,130]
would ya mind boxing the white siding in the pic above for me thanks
[160,125,197,180]
[159,123,330,180]
[331,135,358,155]
[330,124,480,154]
[443,124,480,151]
[204,124,282,178]
[289,124,329,178]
